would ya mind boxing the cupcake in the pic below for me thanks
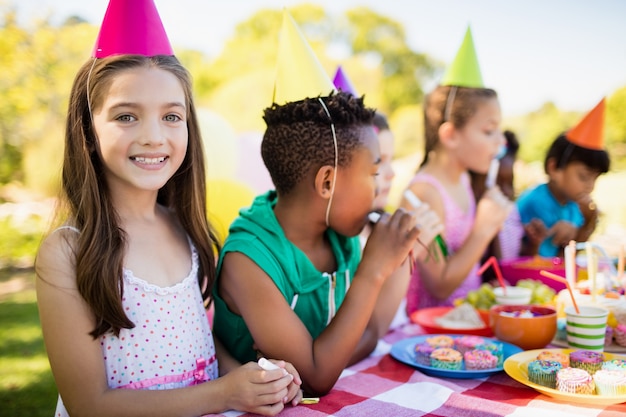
[454,336,486,355]
[594,369,626,395]
[614,324,626,347]
[601,359,626,372]
[556,367,595,394]
[527,360,562,389]
[570,350,605,375]
[464,349,498,370]
[414,343,435,366]
[605,326,614,347]
[425,335,454,349]
[430,348,463,370]
[537,350,570,368]
[476,342,504,367]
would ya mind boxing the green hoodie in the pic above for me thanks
[213,190,361,363]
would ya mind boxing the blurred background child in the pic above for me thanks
[471,130,524,276]
[517,99,610,257]
[401,27,512,313]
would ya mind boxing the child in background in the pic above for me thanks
[401,27,512,313]
[35,2,301,416]
[471,130,524,266]
[517,98,610,257]
[213,11,442,397]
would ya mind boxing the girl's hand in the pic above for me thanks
[474,187,513,239]
[258,359,303,407]
[361,208,421,281]
[219,361,294,416]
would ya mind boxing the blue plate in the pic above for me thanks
[390,334,523,379]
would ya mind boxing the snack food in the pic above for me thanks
[454,336,486,355]
[434,303,486,329]
[614,324,626,347]
[425,335,454,349]
[605,326,614,347]
[537,350,570,368]
[527,360,562,389]
[594,369,626,395]
[414,343,435,366]
[430,348,463,370]
[464,349,497,370]
[476,342,504,366]
[569,350,604,375]
[601,359,626,372]
[556,367,595,394]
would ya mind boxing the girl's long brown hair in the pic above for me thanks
[421,85,498,168]
[63,55,220,338]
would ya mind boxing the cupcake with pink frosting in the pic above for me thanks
[556,367,595,394]
[614,324,626,347]
[464,349,497,370]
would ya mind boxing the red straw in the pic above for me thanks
[540,270,580,314]
[478,256,507,295]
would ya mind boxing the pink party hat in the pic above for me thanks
[92,0,174,58]
[332,66,359,96]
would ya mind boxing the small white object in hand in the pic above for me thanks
[403,190,423,208]
[485,158,500,189]
[368,212,381,223]
[258,357,280,370]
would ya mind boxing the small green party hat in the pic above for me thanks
[441,26,484,88]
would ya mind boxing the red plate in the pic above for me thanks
[410,306,493,337]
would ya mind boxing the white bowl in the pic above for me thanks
[494,286,532,305]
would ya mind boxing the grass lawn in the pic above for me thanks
[0,269,57,417]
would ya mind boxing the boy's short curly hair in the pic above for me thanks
[261,91,376,195]
[545,134,610,174]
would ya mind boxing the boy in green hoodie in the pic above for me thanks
[213,92,442,396]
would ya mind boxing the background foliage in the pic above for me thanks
[2,2,626,202]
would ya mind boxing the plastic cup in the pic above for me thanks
[494,286,532,305]
[565,305,608,352]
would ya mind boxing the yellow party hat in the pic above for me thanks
[441,26,484,88]
[272,9,335,105]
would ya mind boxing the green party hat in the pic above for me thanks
[441,26,484,88]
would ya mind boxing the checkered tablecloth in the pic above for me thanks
[208,323,626,417]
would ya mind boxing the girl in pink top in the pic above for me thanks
[35,2,301,414]
[402,86,513,313]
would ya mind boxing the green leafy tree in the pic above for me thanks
[606,86,626,169]
[201,4,436,132]
[512,102,579,164]
[0,6,96,195]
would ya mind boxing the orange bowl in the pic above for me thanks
[489,305,557,350]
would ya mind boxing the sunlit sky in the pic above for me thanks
[13,0,626,117]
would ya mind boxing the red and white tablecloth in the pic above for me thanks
[208,323,626,417]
